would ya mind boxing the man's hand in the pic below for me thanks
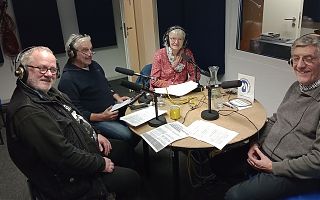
[102,106,118,120]
[117,96,130,103]
[113,93,130,103]
[102,157,114,173]
[97,134,112,156]
[247,143,273,173]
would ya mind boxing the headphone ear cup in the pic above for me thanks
[56,62,61,78]
[14,64,28,82]
[288,59,293,66]
[67,47,77,58]
[162,30,169,47]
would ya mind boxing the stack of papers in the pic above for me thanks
[154,81,198,96]
[120,106,167,127]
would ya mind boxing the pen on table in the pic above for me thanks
[223,102,236,109]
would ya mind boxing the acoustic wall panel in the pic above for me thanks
[11,0,65,54]
[157,0,226,75]
[75,0,117,48]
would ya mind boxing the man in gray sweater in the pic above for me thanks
[225,34,320,199]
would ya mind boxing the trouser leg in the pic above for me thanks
[108,139,135,169]
[225,172,320,200]
[101,166,141,200]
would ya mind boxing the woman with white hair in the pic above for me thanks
[150,25,200,90]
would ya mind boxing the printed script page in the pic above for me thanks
[186,120,239,150]
[154,81,198,96]
[120,106,167,127]
[141,121,189,152]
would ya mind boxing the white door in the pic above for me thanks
[262,0,304,39]
[119,0,140,82]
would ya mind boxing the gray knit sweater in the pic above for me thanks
[260,81,320,179]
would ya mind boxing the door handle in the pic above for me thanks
[284,17,296,22]
[284,17,296,27]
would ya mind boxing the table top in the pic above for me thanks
[127,89,267,149]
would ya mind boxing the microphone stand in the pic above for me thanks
[201,85,219,120]
[191,63,204,93]
[148,92,167,127]
[138,77,153,104]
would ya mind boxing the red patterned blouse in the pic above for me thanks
[150,48,200,90]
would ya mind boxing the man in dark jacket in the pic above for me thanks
[6,46,140,199]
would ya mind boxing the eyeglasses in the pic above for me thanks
[290,56,319,66]
[169,37,183,42]
[78,49,95,56]
[27,65,58,75]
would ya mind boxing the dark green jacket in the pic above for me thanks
[6,80,108,199]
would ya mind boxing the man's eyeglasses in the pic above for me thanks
[77,49,95,56]
[27,65,58,75]
[289,56,319,66]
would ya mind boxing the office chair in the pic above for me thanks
[135,63,152,89]
[0,98,5,145]
[135,64,153,104]
[284,192,320,200]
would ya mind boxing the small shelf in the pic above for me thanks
[301,21,320,29]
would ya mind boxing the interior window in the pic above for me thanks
[237,0,320,60]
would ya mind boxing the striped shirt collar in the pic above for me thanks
[300,79,320,92]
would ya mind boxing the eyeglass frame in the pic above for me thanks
[27,65,59,75]
[289,55,320,66]
[77,49,95,56]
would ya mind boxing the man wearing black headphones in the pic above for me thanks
[225,34,320,199]
[149,25,200,90]
[6,46,141,199]
[58,34,140,147]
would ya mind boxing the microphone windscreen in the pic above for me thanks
[221,80,242,89]
[181,52,192,62]
[120,80,142,92]
[115,67,135,76]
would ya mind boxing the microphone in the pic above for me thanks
[181,52,204,92]
[120,80,145,92]
[181,52,193,64]
[120,80,167,127]
[211,80,242,89]
[115,67,156,80]
[181,52,210,77]
[201,80,242,121]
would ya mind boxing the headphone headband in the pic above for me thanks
[14,47,60,81]
[67,34,89,58]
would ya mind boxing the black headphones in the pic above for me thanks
[14,47,60,82]
[288,58,293,66]
[162,25,188,48]
[67,34,88,58]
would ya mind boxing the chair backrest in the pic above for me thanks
[135,64,152,89]
[0,98,4,145]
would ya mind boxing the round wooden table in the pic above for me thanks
[127,89,267,200]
